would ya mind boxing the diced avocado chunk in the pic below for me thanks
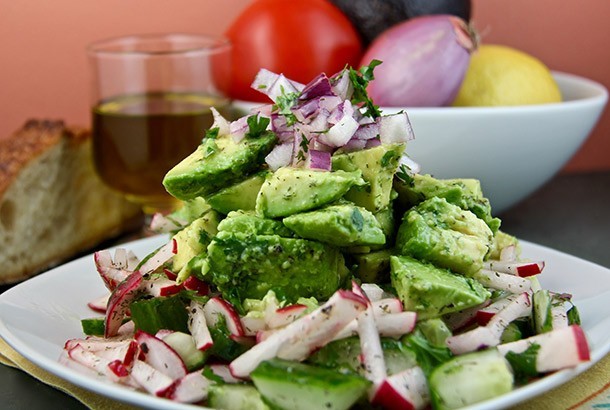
[351,249,393,284]
[282,204,385,246]
[207,171,269,214]
[172,210,221,281]
[208,384,270,410]
[163,132,276,200]
[217,210,294,237]
[251,359,370,410]
[396,197,493,276]
[168,197,213,226]
[394,173,501,233]
[429,349,514,410]
[256,167,365,218]
[308,336,418,376]
[207,231,348,310]
[332,143,405,212]
[488,230,520,260]
[390,256,490,319]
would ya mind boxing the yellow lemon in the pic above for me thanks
[452,44,562,107]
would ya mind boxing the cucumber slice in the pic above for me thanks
[129,295,189,335]
[161,331,207,371]
[208,384,270,410]
[251,359,370,410]
[308,336,417,376]
[429,349,514,410]
[532,289,553,334]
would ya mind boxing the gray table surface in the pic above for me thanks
[1,171,609,409]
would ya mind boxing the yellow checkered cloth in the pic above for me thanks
[1,336,608,409]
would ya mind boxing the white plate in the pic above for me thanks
[1,235,609,410]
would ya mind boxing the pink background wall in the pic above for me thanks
[1,0,608,172]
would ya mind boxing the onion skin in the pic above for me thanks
[362,14,476,107]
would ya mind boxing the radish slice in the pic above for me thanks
[361,283,385,301]
[67,344,123,381]
[139,239,177,274]
[443,301,490,332]
[159,371,211,403]
[149,212,186,234]
[447,292,532,355]
[188,301,214,351]
[182,276,209,296]
[94,250,131,291]
[474,269,533,293]
[497,325,590,373]
[230,289,367,378]
[373,298,403,315]
[105,271,143,338]
[203,297,245,337]
[551,303,569,329]
[142,276,183,297]
[483,260,545,277]
[87,293,110,313]
[372,366,430,410]
[130,359,174,395]
[353,281,386,395]
[135,330,187,380]
[266,304,308,329]
[476,294,523,326]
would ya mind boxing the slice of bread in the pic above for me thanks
[0,119,143,284]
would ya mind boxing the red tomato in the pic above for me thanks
[225,0,363,102]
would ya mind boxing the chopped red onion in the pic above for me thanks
[251,69,304,102]
[330,70,353,101]
[398,154,421,175]
[298,73,333,101]
[378,112,415,144]
[229,116,249,143]
[306,150,331,171]
[265,143,293,171]
[210,107,230,136]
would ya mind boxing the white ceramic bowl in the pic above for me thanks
[233,71,607,214]
[382,72,608,214]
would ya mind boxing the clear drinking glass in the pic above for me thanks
[88,33,232,215]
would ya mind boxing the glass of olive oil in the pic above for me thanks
[88,34,233,215]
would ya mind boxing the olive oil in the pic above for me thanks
[92,92,231,213]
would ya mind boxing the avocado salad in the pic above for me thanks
[63,63,590,410]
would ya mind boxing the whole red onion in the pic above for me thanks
[361,14,477,107]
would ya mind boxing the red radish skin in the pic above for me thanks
[203,297,245,337]
[483,260,545,277]
[159,371,211,403]
[135,331,187,380]
[138,239,177,274]
[362,15,476,107]
[267,304,308,329]
[498,325,590,373]
[104,271,143,338]
[372,366,429,410]
[188,301,214,351]
[182,276,210,296]
[87,293,110,313]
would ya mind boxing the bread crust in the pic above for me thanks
[0,119,143,284]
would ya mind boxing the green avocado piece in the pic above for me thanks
[251,359,370,410]
[282,204,385,247]
[207,231,349,310]
[207,170,269,214]
[163,131,276,200]
[172,210,221,282]
[217,210,294,237]
[394,173,501,233]
[351,249,393,284]
[168,197,212,226]
[396,197,493,276]
[488,230,520,260]
[255,167,365,218]
[390,255,490,319]
[332,143,405,212]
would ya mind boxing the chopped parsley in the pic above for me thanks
[245,114,271,139]
[396,164,414,183]
[349,60,382,119]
